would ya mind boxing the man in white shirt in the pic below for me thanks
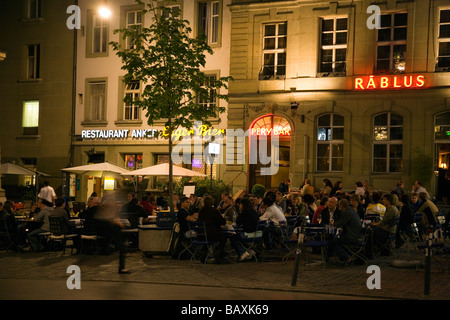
[38,181,56,205]
[412,181,430,199]
[259,198,286,225]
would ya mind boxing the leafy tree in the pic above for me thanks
[111,0,232,212]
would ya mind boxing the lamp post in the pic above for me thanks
[208,142,220,190]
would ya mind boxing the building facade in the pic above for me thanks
[0,0,75,200]
[72,0,231,201]
[225,0,450,200]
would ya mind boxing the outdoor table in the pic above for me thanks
[138,224,173,256]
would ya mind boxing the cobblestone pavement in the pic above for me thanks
[0,244,449,300]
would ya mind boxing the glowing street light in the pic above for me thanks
[98,6,111,18]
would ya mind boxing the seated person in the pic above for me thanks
[371,194,399,255]
[222,196,237,223]
[329,199,363,263]
[27,200,54,252]
[174,196,198,259]
[139,196,155,216]
[230,198,260,261]
[197,195,227,264]
[120,198,149,228]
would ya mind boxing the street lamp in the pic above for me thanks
[208,142,220,189]
[98,6,111,18]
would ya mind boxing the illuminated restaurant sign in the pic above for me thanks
[354,74,426,90]
[250,126,291,136]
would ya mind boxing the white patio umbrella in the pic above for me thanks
[1,162,50,202]
[121,163,206,177]
[61,161,130,176]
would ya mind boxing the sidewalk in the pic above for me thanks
[0,245,448,300]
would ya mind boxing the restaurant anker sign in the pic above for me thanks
[354,74,425,90]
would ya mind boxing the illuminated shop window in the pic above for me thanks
[125,154,143,170]
[316,114,344,172]
[373,112,403,173]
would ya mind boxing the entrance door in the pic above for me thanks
[248,114,292,192]
[436,144,450,203]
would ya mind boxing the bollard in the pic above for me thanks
[424,230,432,295]
[291,248,302,286]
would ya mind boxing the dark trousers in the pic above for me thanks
[95,220,127,271]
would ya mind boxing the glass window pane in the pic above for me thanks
[435,112,450,125]
[374,144,387,158]
[264,25,275,36]
[378,28,391,42]
[390,144,403,158]
[333,114,344,126]
[317,158,330,171]
[374,127,388,140]
[335,48,347,61]
[320,62,332,73]
[317,144,330,157]
[439,42,450,56]
[321,33,334,46]
[321,49,333,63]
[394,27,407,41]
[127,12,135,24]
[390,113,403,125]
[336,18,348,31]
[440,10,450,23]
[394,13,407,27]
[278,23,287,36]
[278,36,287,49]
[380,14,392,28]
[264,38,275,49]
[333,128,344,140]
[389,159,403,172]
[332,158,343,171]
[373,159,387,172]
[23,101,39,127]
[374,113,388,126]
[390,127,403,140]
[335,32,347,45]
[318,114,331,126]
[322,19,334,32]
[277,52,286,65]
[377,45,391,59]
[335,62,346,73]
[440,25,450,38]
[317,128,329,141]
[332,144,344,157]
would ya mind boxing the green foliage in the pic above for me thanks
[411,147,434,189]
[191,177,230,203]
[251,184,266,198]
[110,0,232,135]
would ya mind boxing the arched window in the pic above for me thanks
[373,112,403,173]
[435,112,450,141]
[316,114,344,172]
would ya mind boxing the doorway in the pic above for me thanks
[248,114,292,192]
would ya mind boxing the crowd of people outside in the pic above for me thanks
[1,177,449,270]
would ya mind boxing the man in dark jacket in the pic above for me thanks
[329,199,362,263]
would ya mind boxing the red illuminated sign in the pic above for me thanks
[354,74,425,90]
[250,127,291,136]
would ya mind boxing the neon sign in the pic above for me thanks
[250,126,291,136]
[354,74,425,90]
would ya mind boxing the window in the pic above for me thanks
[316,114,344,172]
[373,112,403,173]
[87,11,109,56]
[22,100,39,135]
[27,44,40,79]
[89,81,106,121]
[126,10,142,49]
[319,17,347,74]
[162,5,181,18]
[198,1,220,45]
[124,80,140,120]
[125,154,143,171]
[260,22,287,80]
[376,12,407,73]
[437,9,450,71]
[22,158,37,186]
[198,75,217,109]
[435,112,450,140]
[27,0,41,19]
